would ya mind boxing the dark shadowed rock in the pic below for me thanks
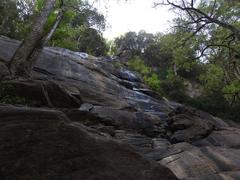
[169,107,214,143]
[42,81,81,108]
[0,80,81,108]
[63,106,165,138]
[170,116,214,143]
[0,61,10,79]
[0,105,177,180]
[170,114,194,130]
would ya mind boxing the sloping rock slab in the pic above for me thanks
[194,127,240,148]
[182,171,240,180]
[159,143,240,179]
[0,36,174,112]
[63,106,166,138]
[0,105,177,180]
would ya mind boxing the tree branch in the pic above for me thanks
[155,0,240,41]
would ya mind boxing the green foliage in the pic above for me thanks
[47,0,107,56]
[161,76,188,102]
[144,32,200,80]
[223,80,240,94]
[114,30,154,56]
[76,27,108,56]
[51,25,80,50]
[186,91,239,121]
[144,34,173,78]
[39,0,107,55]
[199,64,225,92]
[223,80,240,105]
[124,32,239,121]
[0,0,33,39]
[107,40,118,55]
[143,73,162,92]
[127,56,151,76]
[0,83,29,105]
[114,0,240,121]
[127,56,162,92]
[35,0,44,12]
[112,61,123,69]
[0,0,108,56]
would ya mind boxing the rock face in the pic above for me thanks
[169,107,214,143]
[0,106,176,180]
[0,36,240,180]
[0,61,10,79]
[0,80,81,108]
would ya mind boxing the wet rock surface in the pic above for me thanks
[0,36,240,180]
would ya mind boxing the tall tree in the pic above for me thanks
[155,0,240,41]
[114,31,154,56]
[76,27,108,56]
[49,0,106,52]
[154,0,240,118]
[155,0,240,61]
[0,0,34,39]
[155,0,240,80]
[8,0,56,78]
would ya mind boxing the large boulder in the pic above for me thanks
[0,105,177,180]
[168,107,214,143]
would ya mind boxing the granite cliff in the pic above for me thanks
[0,36,240,180]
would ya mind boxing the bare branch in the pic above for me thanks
[210,0,217,17]
[191,0,194,8]
[155,0,240,41]
[193,43,239,60]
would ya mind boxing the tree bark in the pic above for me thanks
[8,0,56,78]
[43,8,63,46]
[173,62,178,76]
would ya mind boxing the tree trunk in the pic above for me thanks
[173,62,178,76]
[43,8,63,46]
[28,8,63,75]
[8,0,56,78]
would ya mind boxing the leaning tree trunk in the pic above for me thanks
[8,0,56,78]
[43,9,63,46]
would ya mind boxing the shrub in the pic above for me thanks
[127,56,151,76]
[0,82,32,105]
[144,73,162,92]
[127,56,162,93]
[161,76,188,102]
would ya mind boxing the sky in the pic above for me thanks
[92,0,175,40]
